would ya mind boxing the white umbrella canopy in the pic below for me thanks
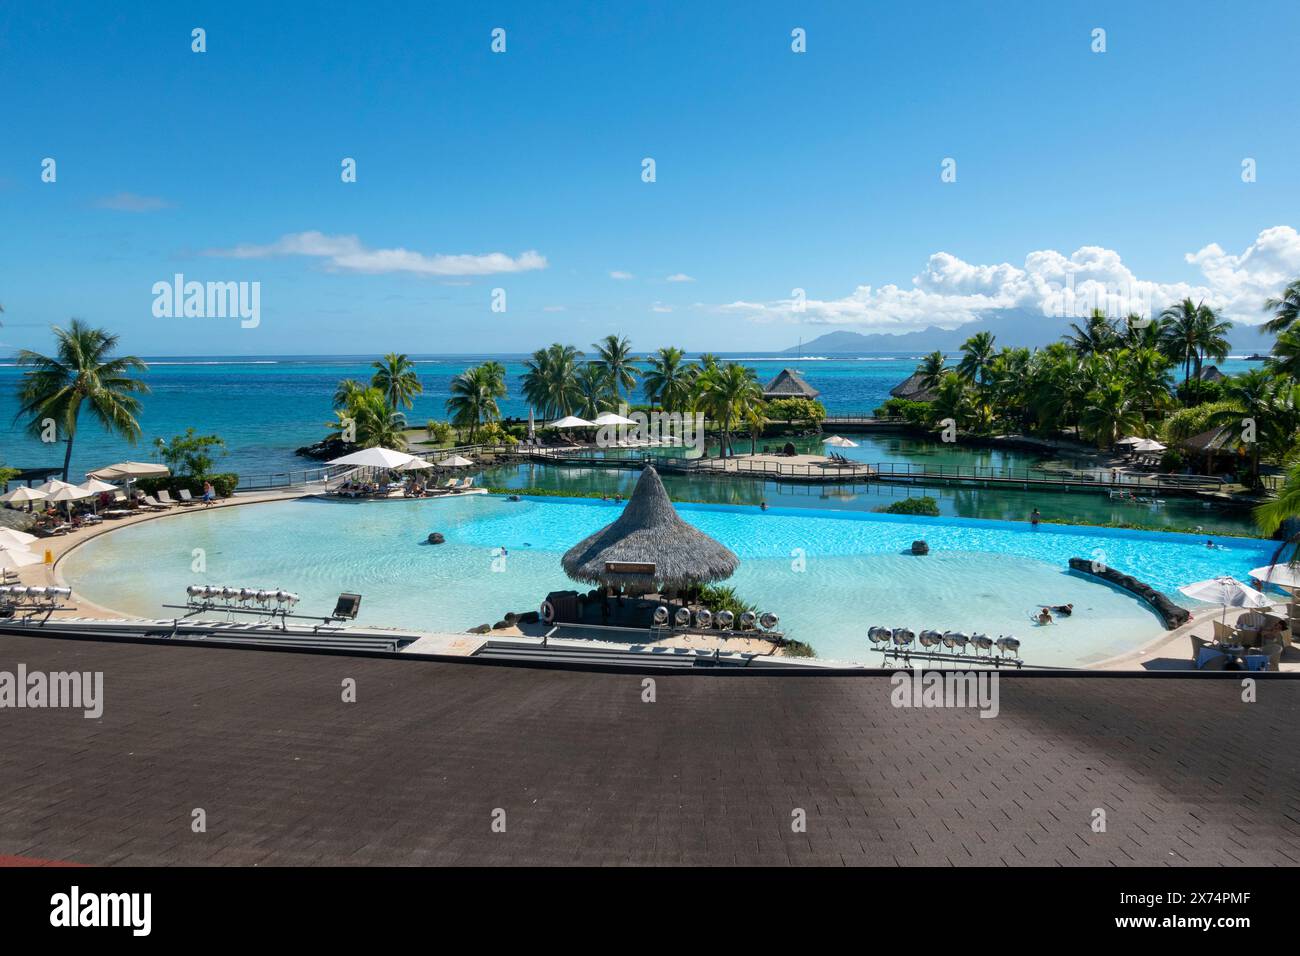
[45,485,93,504]
[34,478,78,494]
[326,447,417,469]
[0,487,47,505]
[1179,576,1271,622]
[436,454,476,467]
[1249,564,1300,590]
[87,461,169,480]
[1116,436,1145,446]
[823,435,859,448]
[0,547,42,571]
[79,478,119,494]
[550,416,595,429]
[1129,439,1166,453]
[591,412,638,426]
[394,458,436,472]
[0,528,38,548]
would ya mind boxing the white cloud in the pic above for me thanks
[720,226,1300,331]
[665,273,695,283]
[94,192,170,212]
[205,231,547,277]
[651,302,673,313]
[609,270,634,280]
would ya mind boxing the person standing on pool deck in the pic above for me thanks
[1030,508,1041,527]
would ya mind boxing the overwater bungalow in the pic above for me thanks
[761,367,820,401]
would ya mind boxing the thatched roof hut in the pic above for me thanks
[561,465,739,593]
[761,368,820,400]
[1196,365,1226,383]
[889,371,938,402]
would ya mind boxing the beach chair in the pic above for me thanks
[157,490,180,507]
[1212,620,1241,645]
[177,489,197,506]
[140,495,170,511]
[461,476,476,490]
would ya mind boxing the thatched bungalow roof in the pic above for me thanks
[1178,425,1239,455]
[762,368,820,400]
[1196,365,1226,382]
[889,371,937,402]
[561,465,739,592]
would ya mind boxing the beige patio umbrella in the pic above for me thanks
[823,435,859,448]
[87,461,170,480]
[395,458,436,472]
[0,528,38,549]
[34,478,78,495]
[45,484,93,520]
[0,486,47,507]
[0,546,41,582]
[436,454,476,467]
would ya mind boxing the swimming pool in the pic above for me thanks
[60,495,1278,668]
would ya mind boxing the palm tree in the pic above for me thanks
[1120,313,1166,350]
[696,362,761,458]
[1065,309,1120,357]
[329,386,408,449]
[956,332,996,387]
[445,363,507,442]
[1159,298,1202,389]
[916,350,947,391]
[1267,326,1300,379]
[643,346,691,411]
[332,378,369,409]
[1080,377,1143,448]
[574,363,610,419]
[14,320,150,481]
[745,400,768,454]
[521,344,584,418]
[371,353,423,410]
[1207,370,1300,488]
[1119,347,1173,425]
[591,334,637,403]
[1263,278,1300,335]
[1191,304,1233,378]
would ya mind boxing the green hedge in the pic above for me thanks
[135,472,240,498]
[874,495,940,516]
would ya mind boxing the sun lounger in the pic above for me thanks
[140,495,170,511]
[177,489,196,505]
[157,490,180,506]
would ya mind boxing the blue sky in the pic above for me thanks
[2,0,1298,356]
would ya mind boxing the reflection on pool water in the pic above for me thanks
[61,495,1277,669]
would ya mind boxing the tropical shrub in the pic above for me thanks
[765,397,826,428]
[476,422,518,446]
[153,428,226,478]
[425,420,456,444]
[874,495,940,516]
[874,397,931,426]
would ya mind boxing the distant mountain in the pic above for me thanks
[785,310,1270,355]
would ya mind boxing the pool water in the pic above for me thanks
[61,495,1278,668]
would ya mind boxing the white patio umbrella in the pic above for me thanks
[591,412,638,426]
[1130,438,1166,453]
[0,486,47,507]
[823,435,859,448]
[436,454,476,468]
[1179,576,1271,622]
[45,484,93,519]
[87,461,170,480]
[549,416,595,429]
[527,407,536,439]
[0,546,41,582]
[79,478,119,494]
[34,478,78,495]
[0,528,38,548]
[1248,564,1300,590]
[326,447,418,469]
[1116,436,1145,446]
[394,458,436,472]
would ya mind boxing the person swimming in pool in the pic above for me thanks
[1036,607,1054,625]
[1041,603,1074,617]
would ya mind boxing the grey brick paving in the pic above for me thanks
[1,635,1298,866]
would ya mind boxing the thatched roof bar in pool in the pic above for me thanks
[561,465,740,592]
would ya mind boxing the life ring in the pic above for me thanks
[540,600,555,623]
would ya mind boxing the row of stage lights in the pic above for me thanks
[185,584,301,607]
[868,626,1021,656]
[653,606,780,631]
[0,585,72,605]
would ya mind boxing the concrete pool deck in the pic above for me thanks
[4,487,1278,671]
